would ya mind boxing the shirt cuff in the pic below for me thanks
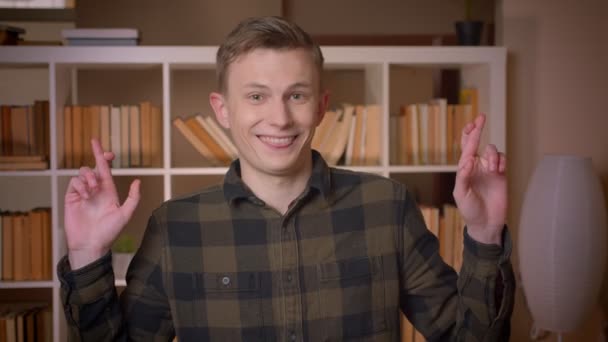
[462,225,512,275]
[57,251,116,305]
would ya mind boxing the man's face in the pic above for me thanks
[212,48,328,178]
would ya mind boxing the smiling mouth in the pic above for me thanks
[257,135,298,148]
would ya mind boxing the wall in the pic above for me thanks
[75,0,281,45]
[499,0,608,340]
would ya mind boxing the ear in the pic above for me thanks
[209,91,230,129]
[315,90,330,127]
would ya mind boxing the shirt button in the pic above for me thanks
[290,332,296,341]
[221,276,231,286]
[287,273,293,282]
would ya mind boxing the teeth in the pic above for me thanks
[259,135,295,145]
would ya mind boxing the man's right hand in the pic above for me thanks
[65,139,141,270]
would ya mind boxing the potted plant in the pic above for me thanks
[454,0,484,46]
[112,234,136,280]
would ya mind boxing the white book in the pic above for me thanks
[430,98,448,165]
[62,28,139,39]
[418,103,429,165]
[408,104,420,165]
[110,106,121,169]
[199,115,238,159]
[359,106,368,163]
[344,110,357,166]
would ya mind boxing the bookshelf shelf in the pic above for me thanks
[389,165,460,173]
[0,170,53,177]
[0,281,54,289]
[0,45,505,341]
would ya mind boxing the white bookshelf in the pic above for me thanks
[0,46,506,341]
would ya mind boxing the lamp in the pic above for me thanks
[519,155,608,339]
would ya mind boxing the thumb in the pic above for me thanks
[453,158,474,200]
[119,179,141,220]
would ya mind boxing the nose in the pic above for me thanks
[267,98,293,128]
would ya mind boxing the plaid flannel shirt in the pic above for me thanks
[58,151,515,341]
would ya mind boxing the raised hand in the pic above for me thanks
[64,139,141,269]
[452,114,507,246]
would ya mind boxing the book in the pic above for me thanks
[71,106,84,168]
[62,28,138,39]
[195,116,234,162]
[350,105,364,165]
[110,106,121,168]
[63,106,73,168]
[140,102,152,167]
[172,118,214,165]
[326,106,355,165]
[129,105,141,167]
[10,106,28,156]
[1,105,11,155]
[364,105,381,166]
[150,105,163,167]
[2,213,12,280]
[100,105,111,154]
[185,117,231,165]
[120,105,130,167]
[201,115,238,159]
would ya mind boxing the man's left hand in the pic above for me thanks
[453,114,507,246]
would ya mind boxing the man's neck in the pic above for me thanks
[240,157,313,215]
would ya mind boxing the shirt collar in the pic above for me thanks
[222,149,332,205]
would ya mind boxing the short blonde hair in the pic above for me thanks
[216,16,324,94]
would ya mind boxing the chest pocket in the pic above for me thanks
[318,256,387,339]
[191,271,264,341]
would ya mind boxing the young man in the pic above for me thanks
[59,16,514,341]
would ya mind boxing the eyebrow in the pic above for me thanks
[242,82,313,90]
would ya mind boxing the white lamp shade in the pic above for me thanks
[519,155,608,332]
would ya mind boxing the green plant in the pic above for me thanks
[112,234,136,253]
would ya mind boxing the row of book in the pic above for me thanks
[312,104,381,166]
[401,203,466,342]
[173,114,238,166]
[391,100,475,166]
[0,303,52,342]
[1,209,52,281]
[390,88,479,166]
[0,102,50,170]
[63,102,162,169]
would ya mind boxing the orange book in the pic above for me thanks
[100,105,111,154]
[172,118,214,165]
[459,88,478,119]
[364,105,381,166]
[150,105,163,167]
[10,106,29,156]
[28,210,43,281]
[350,105,364,165]
[129,105,141,167]
[81,106,93,167]
[139,102,152,167]
[120,105,130,167]
[185,117,231,165]
[446,105,454,165]
[2,213,13,280]
[12,214,25,281]
[398,107,408,165]
[71,105,83,168]
[40,209,52,280]
[1,105,12,155]
[63,106,73,168]
[90,105,102,166]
